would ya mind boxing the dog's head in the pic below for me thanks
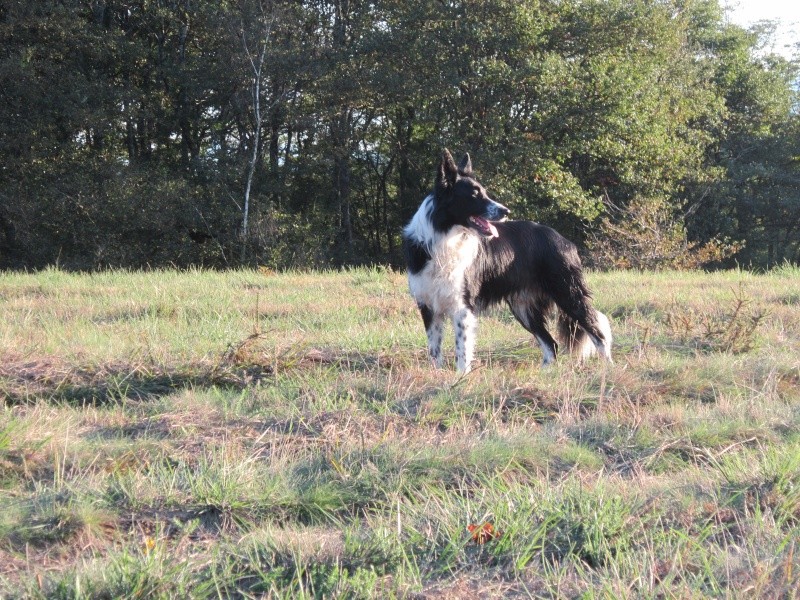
[432,149,510,238]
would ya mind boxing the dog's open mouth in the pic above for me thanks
[468,216,499,238]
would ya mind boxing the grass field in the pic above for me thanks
[1,266,799,598]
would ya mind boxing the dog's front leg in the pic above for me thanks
[418,304,444,368]
[453,308,477,373]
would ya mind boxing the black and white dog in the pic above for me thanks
[402,150,612,373]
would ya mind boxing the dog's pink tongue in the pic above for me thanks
[476,216,498,238]
[469,215,499,238]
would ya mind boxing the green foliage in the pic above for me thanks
[0,1,798,270]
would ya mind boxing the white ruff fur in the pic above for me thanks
[405,195,480,372]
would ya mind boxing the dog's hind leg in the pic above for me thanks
[419,304,445,368]
[453,308,477,373]
[509,299,558,366]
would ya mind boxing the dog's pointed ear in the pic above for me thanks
[458,153,473,177]
[437,148,458,191]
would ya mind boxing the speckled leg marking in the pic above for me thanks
[419,304,444,368]
[453,309,477,373]
[427,318,444,367]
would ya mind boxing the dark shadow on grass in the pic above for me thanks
[1,340,432,408]
[0,359,265,406]
[117,504,248,538]
[0,344,408,407]
[48,371,250,405]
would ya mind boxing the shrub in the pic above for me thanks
[589,196,742,270]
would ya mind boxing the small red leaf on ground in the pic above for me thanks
[467,522,501,544]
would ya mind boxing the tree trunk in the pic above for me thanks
[334,132,353,253]
[332,0,353,258]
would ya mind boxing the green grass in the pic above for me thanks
[1,265,799,598]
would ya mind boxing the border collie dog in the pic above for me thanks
[402,150,612,373]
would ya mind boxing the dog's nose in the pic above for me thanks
[490,201,510,219]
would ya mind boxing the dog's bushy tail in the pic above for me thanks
[557,310,613,361]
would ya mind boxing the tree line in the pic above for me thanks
[1,0,798,270]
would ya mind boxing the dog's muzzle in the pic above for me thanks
[469,200,511,238]
[487,200,510,222]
